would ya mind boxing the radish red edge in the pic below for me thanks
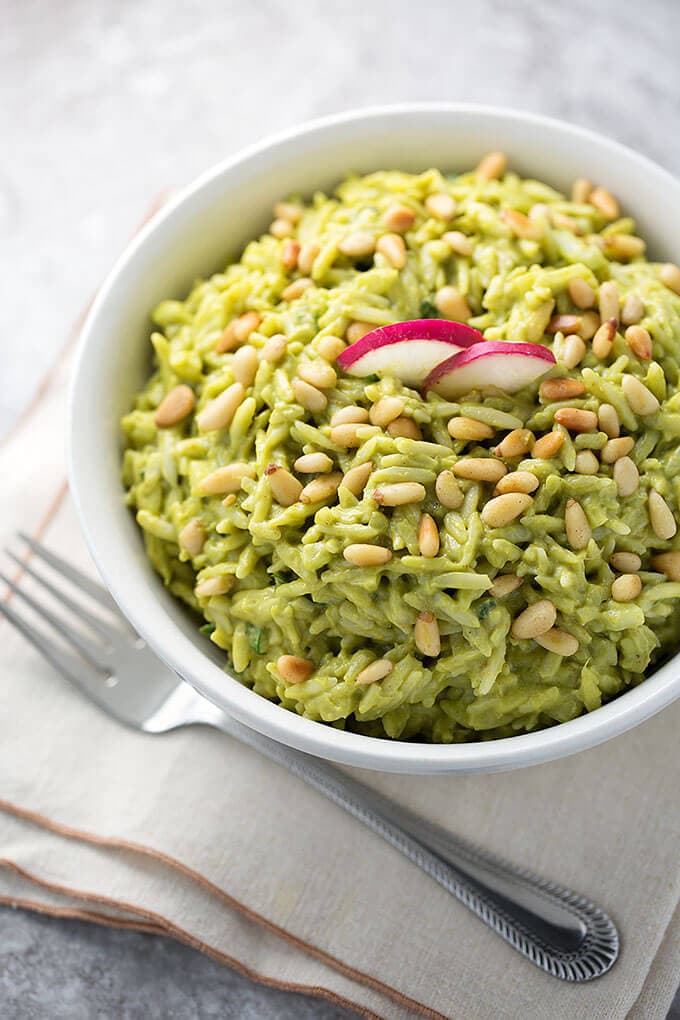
[423,341,556,398]
[336,319,483,386]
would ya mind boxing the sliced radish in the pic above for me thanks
[336,319,482,386]
[424,341,556,398]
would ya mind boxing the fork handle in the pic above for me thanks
[209,713,618,981]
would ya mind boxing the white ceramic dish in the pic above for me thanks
[69,104,680,774]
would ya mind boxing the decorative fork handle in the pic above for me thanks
[210,713,618,981]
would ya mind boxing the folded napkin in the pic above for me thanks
[1,295,679,1020]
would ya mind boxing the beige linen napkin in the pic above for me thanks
[1,312,680,1020]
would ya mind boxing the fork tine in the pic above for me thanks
[5,551,123,644]
[17,532,119,612]
[0,571,110,671]
[0,598,106,691]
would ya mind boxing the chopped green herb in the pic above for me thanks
[419,298,440,319]
[245,623,265,654]
[476,598,496,620]
[199,622,216,637]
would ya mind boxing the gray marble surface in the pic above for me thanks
[3,0,680,1015]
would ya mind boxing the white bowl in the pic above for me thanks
[69,104,680,774]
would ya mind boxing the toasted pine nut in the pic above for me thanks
[330,423,366,448]
[425,192,456,220]
[660,263,680,295]
[453,458,507,483]
[345,321,374,343]
[194,576,233,598]
[598,403,620,438]
[292,378,327,413]
[603,234,645,260]
[154,385,195,428]
[356,659,394,686]
[418,513,440,558]
[414,611,441,657]
[551,211,580,233]
[622,375,660,417]
[495,470,539,494]
[565,498,591,550]
[276,655,314,684]
[435,286,471,322]
[554,407,598,433]
[493,429,534,459]
[625,325,652,361]
[578,310,600,340]
[316,335,346,361]
[511,599,557,639]
[539,378,586,402]
[481,492,533,528]
[571,177,592,203]
[621,294,644,326]
[330,405,370,426]
[339,231,375,257]
[448,416,495,441]
[443,231,474,256]
[294,452,334,473]
[300,472,343,504]
[265,464,303,506]
[561,335,587,370]
[590,186,619,220]
[547,314,582,335]
[282,277,313,302]
[592,317,617,359]
[488,574,523,598]
[216,311,262,353]
[613,456,639,497]
[179,518,206,557]
[281,238,300,271]
[500,209,539,239]
[273,201,303,224]
[574,450,599,475]
[373,482,426,506]
[297,361,337,390]
[435,470,464,509]
[476,151,507,181]
[648,490,677,540]
[534,628,579,656]
[611,573,642,602]
[260,335,287,363]
[610,551,642,573]
[270,217,294,238]
[198,462,255,496]
[387,417,422,440]
[568,278,596,309]
[343,544,392,566]
[601,436,635,463]
[376,232,407,269]
[532,431,564,459]
[383,204,416,233]
[369,396,405,428]
[297,242,320,276]
[196,382,246,432]
[231,345,259,387]
[342,461,373,496]
[598,281,619,324]
[650,552,680,581]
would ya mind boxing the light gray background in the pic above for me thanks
[3,0,679,1016]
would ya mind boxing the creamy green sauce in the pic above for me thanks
[122,165,680,742]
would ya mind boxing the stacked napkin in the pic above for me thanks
[1,298,679,1020]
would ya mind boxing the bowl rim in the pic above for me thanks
[68,102,680,773]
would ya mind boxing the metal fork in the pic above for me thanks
[0,533,619,982]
